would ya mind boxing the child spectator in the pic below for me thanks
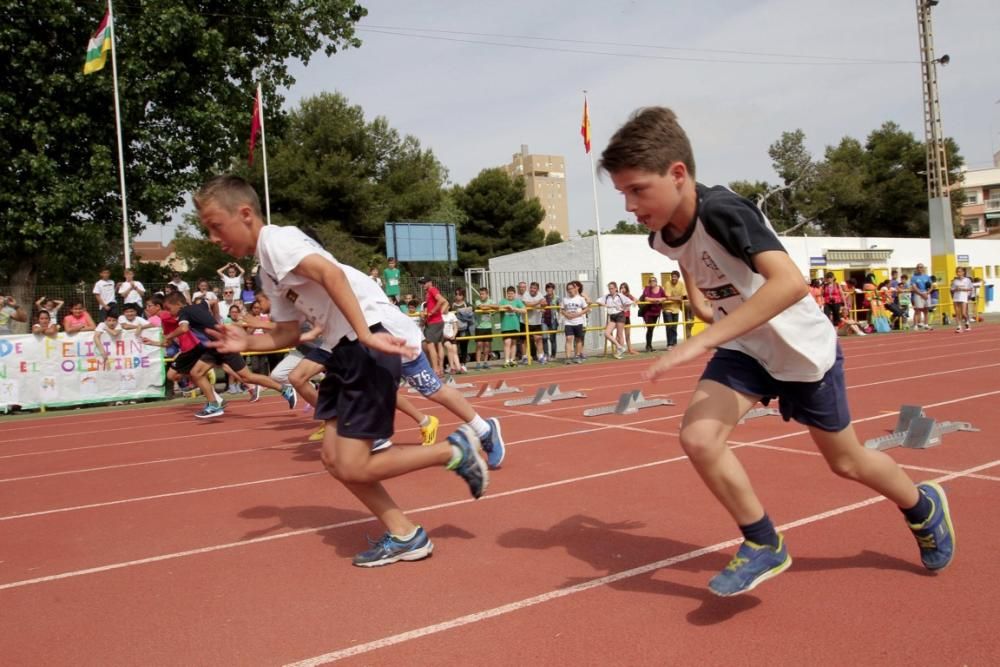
[34,296,64,321]
[62,301,96,333]
[0,293,27,334]
[599,281,633,359]
[192,279,220,322]
[809,279,824,309]
[168,271,192,303]
[618,282,639,354]
[240,274,257,305]
[216,262,245,293]
[498,285,525,367]
[93,313,124,359]
[92,268,117,320]
[451,287,475,365]
[473,287,496,369]
[561,280,589,363]
[442,311,466,373]
[602,105,953,596]
[382,257,401,302]
[369,266,384,289]
[31,310,60,337]
[117,268,146,312]
[950,267,973,332]
[821,272,845,326]
[118,303,150,331]
[541,282,561,359]
[897,274,912,327]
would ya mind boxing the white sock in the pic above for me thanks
[393,526,419,542]
[468,415,490,439]
[419,416,430,427]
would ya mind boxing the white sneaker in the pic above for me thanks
[956,326,962,333]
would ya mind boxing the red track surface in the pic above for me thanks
[2,327,999,665]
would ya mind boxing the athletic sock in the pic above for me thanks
[901,488,934,525]
[740,513,780,549]
[447,444,463,469]
[419,416,430,428]
[392,526,419,542]
[468,415,490,439]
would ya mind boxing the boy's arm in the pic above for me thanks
[645,251,807,381]
[680,268,713,322]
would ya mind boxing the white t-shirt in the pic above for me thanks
[522,291,546,326]
[118,314,148,328]
[600,292,633,316]
[118,280,146,305]
[193,290,219,304]
[562,295,588,326]
[222,275,243,291]
[170,279,191,295]
[95,322,123,337]
[257,225,418,354]
[951,277,973,303]
[92,279,116,306]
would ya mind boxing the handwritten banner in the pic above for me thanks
[0,331,165,409]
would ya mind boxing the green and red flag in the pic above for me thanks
[84,10,112,74]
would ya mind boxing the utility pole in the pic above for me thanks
[916,0,956,284]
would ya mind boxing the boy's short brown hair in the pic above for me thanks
[194,174,263,218]
[599,106,696,178]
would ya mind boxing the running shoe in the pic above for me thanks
[480,417,506,469]
[708,535,792,597]
[447,424,489,498]
[909,481,956,571]
[613,346,624,360]
[248,384,262,403]
[537,354,547,364]
[194,403,225,419]
[352,526,434,567]
[281,384,298,410]
[574,355,585,364]
[372,438,393,453]
[308,425,326,442]
[420,415,440,446]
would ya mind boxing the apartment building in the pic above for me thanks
[504,144,569,241]
[958,165,1000,237]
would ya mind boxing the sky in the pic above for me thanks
[140,0,1000,243]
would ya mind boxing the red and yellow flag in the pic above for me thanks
[248,88,262,165]
[581,98,592,154]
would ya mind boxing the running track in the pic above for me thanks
[1,327,998,665]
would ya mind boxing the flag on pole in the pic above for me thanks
[581,98,592,154]
[248,88,262,165]
[84,11,112,74]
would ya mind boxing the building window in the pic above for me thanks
[963,191,979,205]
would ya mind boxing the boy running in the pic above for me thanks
[600,107,955,596]
[195,175,489,567]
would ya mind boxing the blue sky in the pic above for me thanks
[141,0,1000,242]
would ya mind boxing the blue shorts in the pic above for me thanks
[315,326,400,440]
[701,345,851,433]
[402,352,443,397]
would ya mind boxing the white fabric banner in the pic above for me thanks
[0,330,165,409]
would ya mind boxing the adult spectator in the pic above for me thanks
[522,281,548,363]
[541,282,561,359]
[821,272,844,326]
[216,262,245,293]
[0,293,28,334]
[117,268,146,312]
[240,274,257,305]
[662,270,686,349]
[168,271,192,303]
[92,267,117,320]
[382,257,401,302]
[452,287,476,365]
[419,277,448,376]
[62,301,96,333]
[639,275,666,352]
[515,280,530,362]
[910,263,933,330]
[220,286,243,320]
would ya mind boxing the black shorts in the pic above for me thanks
[701,345,850,433]
[424,321,445,343]
[564,324,585,338]
[171,345,206,375]
[608,313,626,324]
[501,328,520,340]
[314,327,401,440]
[475,327,492,339]
[199,347,247,373]
[305,346,332,365]
[526,324,542,334]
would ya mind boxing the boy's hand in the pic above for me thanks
[205,324,249,353]
[642,338,711,382]
[362,331,419,360]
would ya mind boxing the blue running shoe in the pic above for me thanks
[352,526,434,567]
[909,481,956,571]
[372,438,393,453]
[480,417,506,470]
[281,384,298,410]
[709,535,792,597]
[447,424,489,499]
[194,403,224,419]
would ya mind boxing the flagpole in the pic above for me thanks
[106,0,131,268]
[583,91,603,290]
[256,83,272,225]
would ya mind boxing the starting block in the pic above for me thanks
[738,406,780,424]
[504,383,585,407]
[865,405,979,451]
[462,380,521,399]
[583,390,674,417]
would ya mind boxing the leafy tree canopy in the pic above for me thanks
[452,169,545,268]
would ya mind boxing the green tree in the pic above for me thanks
[1,0,366,307]
[578,219,646,237]
[452,169,545,268]
[544,230,564,245]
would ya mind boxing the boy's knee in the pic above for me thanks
[825,455,861,480]
[679,425,727,463]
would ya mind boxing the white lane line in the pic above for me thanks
[0,472,325,521]
[283,458,1000,666]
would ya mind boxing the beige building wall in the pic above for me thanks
[504,144,570,241]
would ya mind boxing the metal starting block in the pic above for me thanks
[583,390,674,417]
[865,405,979,451]
[738,406,781,424]
[504,383,585,407]
[462,380,521,399]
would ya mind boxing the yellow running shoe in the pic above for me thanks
[420,415,440,446]
[308,425,326,442]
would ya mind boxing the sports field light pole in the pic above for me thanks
[916,0,955,285]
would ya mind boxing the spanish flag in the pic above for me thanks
[249,88,262,165]
[581,98,591,154]
[84,10,112,75]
